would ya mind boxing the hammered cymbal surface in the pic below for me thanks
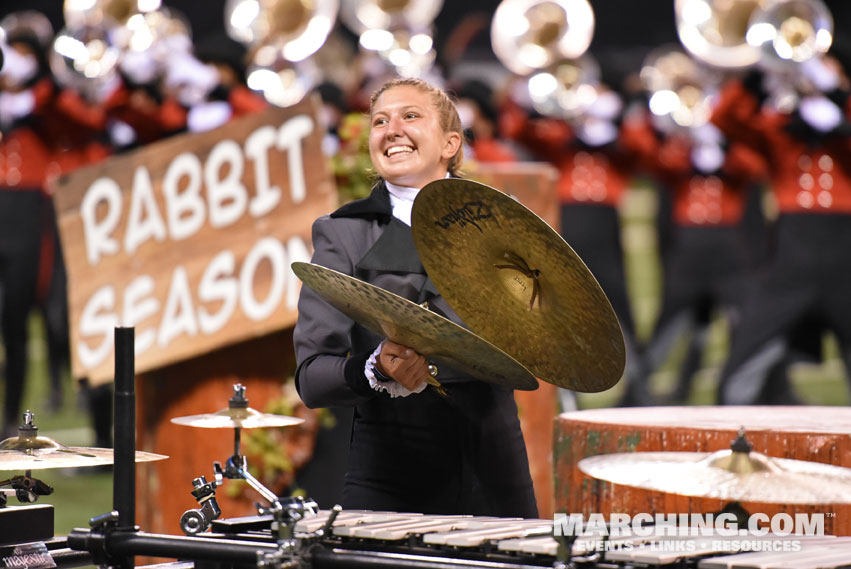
[170,407,306,429]
[579,451,851,504]
[411,178,624,392]
[0,434,167,471]
[292,262,538,390]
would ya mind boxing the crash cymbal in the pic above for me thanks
[0,411,167,471]
[170,407,306,429]
[411,178,624,392]
[578,450,851,504]
[0,438,167,471]
[291,262,538,390]
[172,383,306,429]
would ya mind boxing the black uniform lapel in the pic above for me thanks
[356,217,425,274]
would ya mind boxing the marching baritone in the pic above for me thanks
[293,77,538,518]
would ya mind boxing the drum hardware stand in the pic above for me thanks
[69,328,284,569]
[0,412,55,506]
[552,532,581,569]
[0,473,54,506]
[180,385,319,540]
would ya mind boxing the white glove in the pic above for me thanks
[799,95,843,132]
[800,57,840,92]
[120,49,160,85]
[691,142,724,173]
[0,89,35,126]
[187,100,232,133]
[576,117,618,147]
[364,340,427,398]
[108,119,137,147]
[586,90,623,120]
[0,42,38,89]
[164,53,219,106]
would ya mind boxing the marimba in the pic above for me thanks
[189,510,851,569]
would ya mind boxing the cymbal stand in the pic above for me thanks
[0,472,54,505]
[181,413,318,544]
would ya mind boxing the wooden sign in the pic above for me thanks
[53,97,337,385]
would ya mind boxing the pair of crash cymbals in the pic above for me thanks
[292,178,625,393]
[578,431,851,505]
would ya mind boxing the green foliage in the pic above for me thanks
[330,113,375,204]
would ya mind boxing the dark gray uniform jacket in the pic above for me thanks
[293,181,538,517]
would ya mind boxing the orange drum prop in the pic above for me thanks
[554,406,851,536]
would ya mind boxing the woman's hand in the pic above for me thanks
[376,340,430,392]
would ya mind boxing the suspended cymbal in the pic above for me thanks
[0,435,167,471]
[578,450,851,504]
[411,178,624,392]
[170,407,306,429]
[291,262,538,390]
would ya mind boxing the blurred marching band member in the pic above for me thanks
[160,37,265,135]
[99,46,187,152]
[622,111,768,404]
[0,28,57,436]
[454,78,518,164]
[711,50,851,404]
[0,22,109,433]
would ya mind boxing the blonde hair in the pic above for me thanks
[369,77,465,176]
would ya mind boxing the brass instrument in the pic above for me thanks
[64,0,142,29]
[491,0,598,120]
[746,0,833,65]
[0,11,54,47]
[675,0,833,68]
[225,0,338,62]
[245,37,322,107]
[640,46,718,129]
[339,0,443,36]
[49,20,122,98]
[365,26,437,78]
[225,0,338,106]
[339,1,442,78]
[527,55,600,119]
[491,0,594,76]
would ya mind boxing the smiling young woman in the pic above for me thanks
[293,77,537,517]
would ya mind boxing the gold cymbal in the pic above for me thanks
[0,436,167,471]
[170,407,306,429]
[411,178,624,392]
[291,262,538,390]
[579,450,851,504]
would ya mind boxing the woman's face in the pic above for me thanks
[369,85,460,189]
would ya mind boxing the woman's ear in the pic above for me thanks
[442,131,462,161]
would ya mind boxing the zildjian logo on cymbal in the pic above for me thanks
[433,200,495,232]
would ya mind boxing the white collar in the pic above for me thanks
[385,174,450,226]
[385,180,421,203]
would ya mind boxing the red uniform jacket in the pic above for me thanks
[712,80,851,215]
[623,117,767,226]
[500,98,634,207]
